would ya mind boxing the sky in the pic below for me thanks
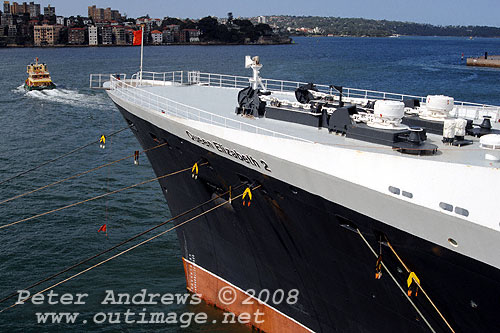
[24,0,500,27]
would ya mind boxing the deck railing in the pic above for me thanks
[89,73,127,89]
[130,71,184,85]
[92,70,500,122]
[107,76,313,143]
[188,71,500,121]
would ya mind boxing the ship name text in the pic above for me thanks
[186,131,271,172]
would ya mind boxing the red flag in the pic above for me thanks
[133,30,142,46]
[98,224,107,233]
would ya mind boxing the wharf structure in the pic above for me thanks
[467,52,500,68]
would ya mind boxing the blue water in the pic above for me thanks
[1,36,500,332]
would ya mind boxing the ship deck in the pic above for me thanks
[136,83,497,168]
[91,71,500,169]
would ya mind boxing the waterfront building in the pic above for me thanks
[103,7,111,21]
[43,4,54,17]
[89,5,120,22]
[10,1,19,14]
[124,28,134,44]
[257,16,266,24]
[68,27,85,45]
[101,25,112,45]
[162,28,174,43]
[28,1,39,18]
[165,24,180,42]
[55,15,63,25]
[1,12,14,26]
[33,24,59,46]
[88,25,97,45]
[7,23,16,37]
[183,28,200,42]
[111,10,120,21]
[3,1,10,14]
[151,29,162,44]
[112,25,126,45]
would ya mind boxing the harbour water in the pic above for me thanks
[1,36,500,332]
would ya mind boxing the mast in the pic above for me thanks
[140,26,144,85]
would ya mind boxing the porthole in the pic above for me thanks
[448,238,458,247]
[454,207,469,217]
[402,191,413,199]
[388,186,400,195]
[439,202,453,212]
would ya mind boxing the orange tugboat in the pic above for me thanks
[24,58,56,91]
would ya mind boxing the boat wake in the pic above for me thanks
[13,85,110,110]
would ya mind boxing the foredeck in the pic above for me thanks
[91,71,500,168]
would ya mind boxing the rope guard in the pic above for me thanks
[134,151,139,165]
[99,135,106,149]
[242,187,252,206]
[375,255,383,279]
[191,163,199,179]
[407,271,420,297]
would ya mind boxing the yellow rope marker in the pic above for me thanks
[191,163,199,179]
[242,187,252,206]
[99,135,106,149]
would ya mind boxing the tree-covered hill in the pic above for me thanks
[265,16,500,37]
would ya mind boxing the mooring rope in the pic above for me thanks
[0,126,131,186]
[355,229,436,333]
[0,183,245,304]
[0,163,207,231]
[0,142,168,206]
[385,240,455,333]
[0,185,261,313]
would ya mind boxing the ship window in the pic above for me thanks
[454,207,469,217]
[448,238,458,247]
[402,191,413,199]
[439,202,453,212]
[388,186,400,195]
[289,186,299,195]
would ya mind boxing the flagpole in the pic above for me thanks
[140,25,144,85]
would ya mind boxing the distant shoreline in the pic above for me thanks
[1,41,293,48]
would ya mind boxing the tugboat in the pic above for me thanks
[24,58,56,91]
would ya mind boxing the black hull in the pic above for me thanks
[116,105,500,332]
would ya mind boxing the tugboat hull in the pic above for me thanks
[23,83,57,91]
